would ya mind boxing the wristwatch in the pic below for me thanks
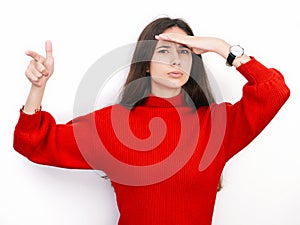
[226,45,244,66]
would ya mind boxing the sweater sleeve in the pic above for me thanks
[13,109,98,169]
[219,57,290,162]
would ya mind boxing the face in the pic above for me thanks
[149,26,192,97]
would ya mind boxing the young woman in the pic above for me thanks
[14,17,290,225]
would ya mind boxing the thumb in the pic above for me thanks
[44,40,54,75]
[45,40,53,59]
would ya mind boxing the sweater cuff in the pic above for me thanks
[16,109,42,132]
[236,56,276,84]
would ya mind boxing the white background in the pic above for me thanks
[1,0,299,224]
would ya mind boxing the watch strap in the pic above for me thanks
[226,52,236,67]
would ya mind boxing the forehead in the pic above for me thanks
[163,26,187,35]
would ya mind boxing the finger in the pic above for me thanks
[26,71,43,87]
[31,65,45,78]
[155,34,174,43]
[45,40,53,59]
[156,34,193,51]
[44,40,54,75]
[28,60,48,76]
[26,70,40,82]
[156,33,190,44]
[27,60,46,78]
[35,61,49,76]
[26,50,45,64]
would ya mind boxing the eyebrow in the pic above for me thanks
[156,45,171,49]
[156,45,190,49]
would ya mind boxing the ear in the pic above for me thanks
[146,68,150,76]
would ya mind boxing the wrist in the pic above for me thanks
[226,44,251,68]
[21,105,42,115]
[232,54,251,67]
[23,84,45,114]
[211,39,230,58]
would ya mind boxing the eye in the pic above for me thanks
[179,49,190,54]
[158,49,169,54]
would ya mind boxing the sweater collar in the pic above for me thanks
[144,92,186,108]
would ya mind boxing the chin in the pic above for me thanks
[152,76,188,88]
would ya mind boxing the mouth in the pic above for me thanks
[167,71,183,78]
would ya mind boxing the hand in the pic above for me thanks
[155,33,230,57]
[155,33,251,67]
[25,40,54,88]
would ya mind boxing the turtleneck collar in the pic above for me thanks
[144,92,186,108]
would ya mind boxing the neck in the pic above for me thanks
[151,84,181,98]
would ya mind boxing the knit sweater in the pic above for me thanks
[13,57,290,225]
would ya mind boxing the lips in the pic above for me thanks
[167,71,183,78]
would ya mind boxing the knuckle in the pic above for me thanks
[25,70,29,78]
[30,61,38,70]
[42,71,49,77]
[41,68,46,74]
[28,60,35,68]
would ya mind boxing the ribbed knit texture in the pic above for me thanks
[13,57,290,225]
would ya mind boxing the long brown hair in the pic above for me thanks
[119,17,215,109]
[118,17,222,191]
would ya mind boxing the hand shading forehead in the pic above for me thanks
[156,40,190,50]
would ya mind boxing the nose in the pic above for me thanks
[170,51,181,66]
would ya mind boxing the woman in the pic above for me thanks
[14,17,290,225]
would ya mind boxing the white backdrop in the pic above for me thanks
[1,0,299,224]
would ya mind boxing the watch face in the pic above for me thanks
[231,45,244,57]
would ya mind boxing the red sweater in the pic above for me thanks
[14,58,290,225]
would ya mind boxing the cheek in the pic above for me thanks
[181,57,192,75]
[151,51,173,65]
[149,62,166,77]
[180,74,190,86]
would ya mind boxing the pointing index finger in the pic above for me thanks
[25,50,45,63]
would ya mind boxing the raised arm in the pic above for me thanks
[14,41,95,169]
[155,33,250,68]
[155,33,290,164]
[23,40,54,114]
